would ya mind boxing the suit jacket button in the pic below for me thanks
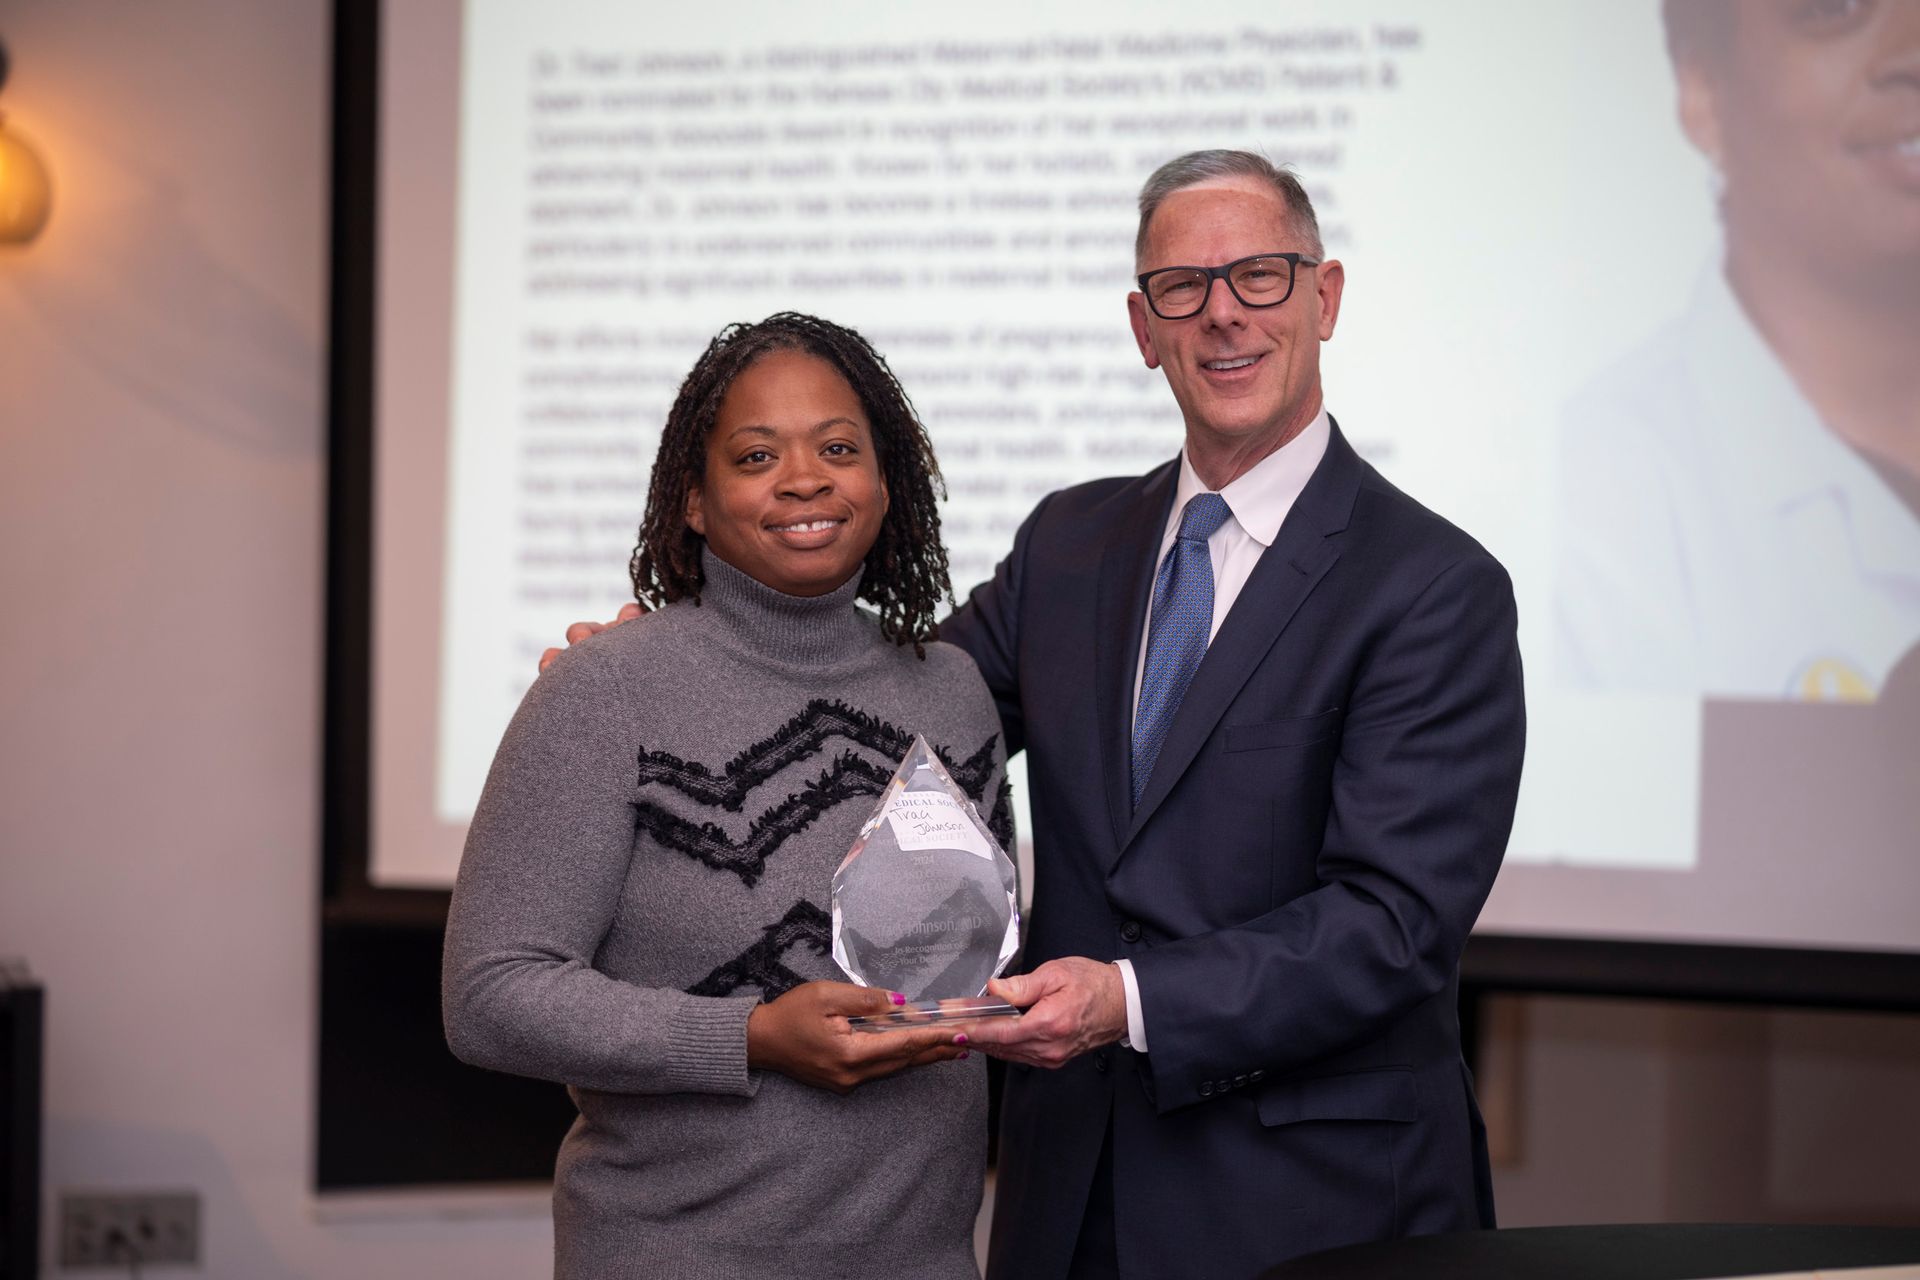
[1250,1069,1266,1083]
[1234,1074,1248,1089]
[1119,921,1142,943]
[1199,1080,1214,1097]
[1094,1054,1109,1075]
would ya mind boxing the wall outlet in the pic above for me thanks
[59,1191,199,1269]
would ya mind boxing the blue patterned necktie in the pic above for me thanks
[1132,493,1232,807]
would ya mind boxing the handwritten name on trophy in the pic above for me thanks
[886,791,994,860]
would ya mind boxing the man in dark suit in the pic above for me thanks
[950,150,1525,1279]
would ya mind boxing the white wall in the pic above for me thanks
[1,4,1915,1277]
[0,2,552,1274]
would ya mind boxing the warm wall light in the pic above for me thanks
[0,38,53,246]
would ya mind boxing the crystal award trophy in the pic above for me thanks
[832,735,1021,1030]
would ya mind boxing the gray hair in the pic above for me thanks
[1134,150,1323,265]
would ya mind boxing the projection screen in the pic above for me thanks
[342,0,1920,972]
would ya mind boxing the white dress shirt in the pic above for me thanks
[1555,266,1920,701]
[1113,408,1331,1053]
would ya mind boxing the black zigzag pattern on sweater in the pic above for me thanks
[633,750,890,887]
[686,899,832,1001]
[631,700,1003,886]
[634,699,997,810]
[988,777,1015,851]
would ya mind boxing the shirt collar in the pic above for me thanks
[1685,266,1920,580]
[1688,267,1875,516]
[1171,406,1331,547]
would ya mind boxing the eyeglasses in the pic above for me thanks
[1135,253,1320,320]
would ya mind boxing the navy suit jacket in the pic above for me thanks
[940,422,1526,1280]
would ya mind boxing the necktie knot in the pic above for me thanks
[1177,493,1232,544]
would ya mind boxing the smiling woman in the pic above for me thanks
[443,312,1009,1279]
[686,348,891,598]
[633,311,953,650]
[1556,0,1920,700]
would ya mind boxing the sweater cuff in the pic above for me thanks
[661,995,760,1096]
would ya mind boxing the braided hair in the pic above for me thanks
[629,312,952,654]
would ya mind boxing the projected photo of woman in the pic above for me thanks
[442,314,1005,1279]
[1554,0,1920,701]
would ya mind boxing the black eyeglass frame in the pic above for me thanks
[1135,252,1322,320]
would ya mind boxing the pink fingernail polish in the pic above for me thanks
[954,1033,970,1045]
[890,992,907,1006]
[958,1051,971,1060]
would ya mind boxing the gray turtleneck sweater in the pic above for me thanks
[443,550,1009,1280]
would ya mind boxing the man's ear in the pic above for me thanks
[1315,259,1346,342]
[1126,292,1162,369]
[685,484,706,537]
[1675,61,1726,173]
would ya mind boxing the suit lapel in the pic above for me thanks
[1123,423,1364,847]
[1093,461,1178,855]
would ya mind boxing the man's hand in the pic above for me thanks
[963,957,1128,1069]
[538,602,645,673]
[746,981,971,1094]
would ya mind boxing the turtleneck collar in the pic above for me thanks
[695,545,874,667]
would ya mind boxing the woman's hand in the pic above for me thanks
[746,981,972,1094]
